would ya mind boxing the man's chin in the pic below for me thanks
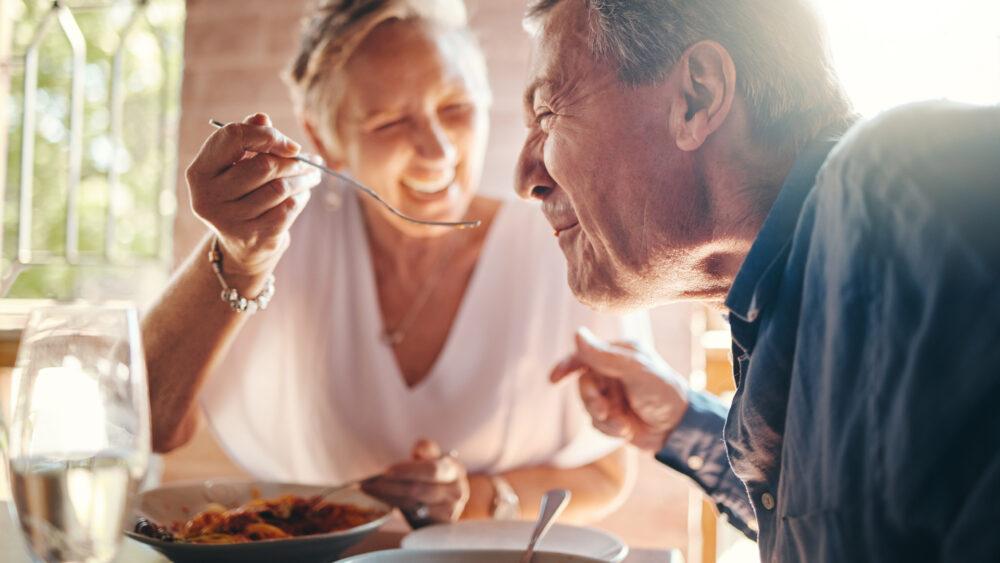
[559,236,662,312]
[566,269,645,313]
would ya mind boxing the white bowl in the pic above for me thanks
[125,479,391,563]
[402,520,628,561]
[340,548,609,563]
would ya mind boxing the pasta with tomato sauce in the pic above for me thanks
[134,494,382,544]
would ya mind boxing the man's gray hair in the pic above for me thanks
[525,0,854,148]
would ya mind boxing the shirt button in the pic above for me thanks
[687,456,704,471]
[761,492,775,511]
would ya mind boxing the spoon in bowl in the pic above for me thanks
[209,119,481,230]
[521,489,572,563]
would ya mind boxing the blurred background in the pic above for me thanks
[0,0,997,561]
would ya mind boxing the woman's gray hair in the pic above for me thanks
[286,0,488,153]
[525,0,854,149]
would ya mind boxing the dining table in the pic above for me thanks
[0,502,682,562]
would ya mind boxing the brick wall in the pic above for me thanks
[173,0,691,551]
[174,0,311,259]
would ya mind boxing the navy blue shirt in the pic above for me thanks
[657,102,1000,562]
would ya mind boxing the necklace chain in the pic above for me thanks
[381,233,464,346]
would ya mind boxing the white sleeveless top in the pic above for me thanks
[200,189,650,485]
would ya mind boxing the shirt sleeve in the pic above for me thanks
[655,390,758,540]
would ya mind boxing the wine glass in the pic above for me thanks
[5,304,150,563]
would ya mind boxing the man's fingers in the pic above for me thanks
[612,339,643,352]
[594,415,637,440]
[573,327,636,378]
[188,119,301,178]
[579,371,612,421]
[553,332,646,383]
[579,370,641,440]
[597,377,635,438]
[551,355,585,383]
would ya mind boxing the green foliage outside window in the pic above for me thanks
[3,0,184,303]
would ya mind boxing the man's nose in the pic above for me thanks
[515,134,554,201]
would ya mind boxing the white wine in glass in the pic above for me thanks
[6,305,150,563]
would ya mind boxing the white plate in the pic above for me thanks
[402,520,628,562]
[340,548,608,563]
[125,479,391,563]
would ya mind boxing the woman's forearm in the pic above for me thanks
[463,447,634,524]
[142,234,272,453]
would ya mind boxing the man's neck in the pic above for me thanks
[712,138,797,233]
[689,136,800,300]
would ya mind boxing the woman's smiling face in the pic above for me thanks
[330,18,490,236]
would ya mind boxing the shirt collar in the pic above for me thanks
[725,134,840,323]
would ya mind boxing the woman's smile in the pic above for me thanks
[400,181,457,205]
[400,171,457,195]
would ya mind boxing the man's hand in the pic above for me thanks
[552,327,690,452]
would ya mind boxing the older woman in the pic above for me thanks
[143,0,648,524]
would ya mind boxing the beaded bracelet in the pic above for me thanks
[207,236,275,314]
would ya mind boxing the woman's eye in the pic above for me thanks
[440,103,473,117]
[373,117,406,132]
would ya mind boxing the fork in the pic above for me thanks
[201,478,370,511]
[209,119,481,230]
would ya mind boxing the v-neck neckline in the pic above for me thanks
[353,195,508,393]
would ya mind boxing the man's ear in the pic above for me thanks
[668,40,737,152]
[300,116,345,170]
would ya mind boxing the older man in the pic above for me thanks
[516,0,1000,561]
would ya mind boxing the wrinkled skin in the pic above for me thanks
[187,113,321,276]
[551,328,689,452]
[361,439,470,524]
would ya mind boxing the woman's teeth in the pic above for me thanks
[401,175,454,194]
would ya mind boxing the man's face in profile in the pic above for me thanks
[516,0,716,310]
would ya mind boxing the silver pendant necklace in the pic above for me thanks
[380,233,463,346]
